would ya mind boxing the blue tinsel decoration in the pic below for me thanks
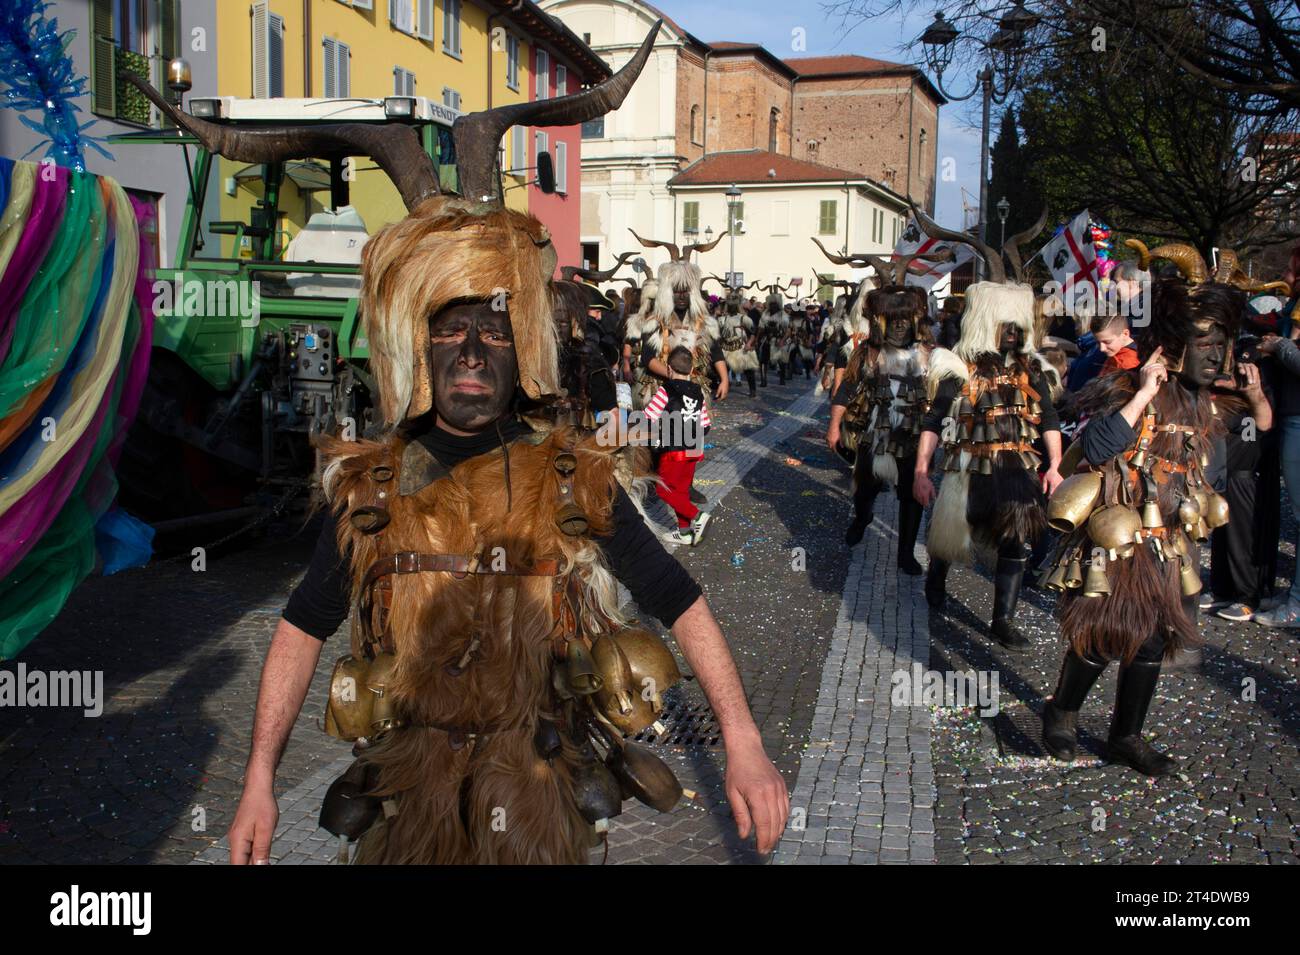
[0,0,113,170]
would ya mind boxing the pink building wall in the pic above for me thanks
[527,45,582,278]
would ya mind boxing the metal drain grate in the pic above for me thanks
[988,706,1108,761]
[630,699,722,748]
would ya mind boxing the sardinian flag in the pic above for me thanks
[891,216,974,289]
[1040,209,1098,299]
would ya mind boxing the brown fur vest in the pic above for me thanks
[320,425,623,864]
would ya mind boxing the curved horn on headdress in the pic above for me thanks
[1124,238,1151,271]
[1145,242,1210,285]
[122,73,441,210]
[860,255,896,285]
[454,21,662,201]
[684,232,725,260]
[908,197,1004,283]
[560,251,637,284]
[811,237,873,267]
[629,228,682,261]
[702,274,728,289]
[1002,205,1049,282]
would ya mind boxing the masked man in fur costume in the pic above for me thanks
[911,208,1064,651]
[142,26,790,866]
[758,286,794,384]
[714,279,760,398]
[826,258,932,569]
[622,277,657,390]
[629,231,729,411]
[1039,244,1252,776]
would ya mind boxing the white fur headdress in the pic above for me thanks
[953,281,1036,362]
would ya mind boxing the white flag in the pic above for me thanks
[1040,210,1097,292]
[892,215,974,290]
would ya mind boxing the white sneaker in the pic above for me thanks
[663,528,694,546]
[689,511,711,545]
[1254,597,1300,628]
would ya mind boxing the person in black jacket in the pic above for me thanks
[645,347,713,546]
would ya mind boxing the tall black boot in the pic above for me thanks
[746,369,757,398]
[1107,661,1178,776]
[989,554,1031,651]
[1165,593,1203,670]
[896,497,924,575]
[1041,651,1107,761]
[779,362,787,385]
[925,559,949,609]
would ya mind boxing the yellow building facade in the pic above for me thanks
[210,0,537,258]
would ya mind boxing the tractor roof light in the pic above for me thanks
[383,97,416,120]
[189,98,221,119]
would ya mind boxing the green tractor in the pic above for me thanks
[109,93,469,525]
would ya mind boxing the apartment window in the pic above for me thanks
[556,65,567,97]
[442,86,461,111]
[818,200,837,236]
[253,4,286,99]
[511,125,527,176]
[555,141,568,193]
[393,66,416,97]
[389,0,414,35]
[582,117,605,139]
[690,106,701,146]
[768,107,779,153]
[682,201,700,233]
[506,34,520,90]
[918,128,928,174]
[535,130,549,169]
[729,201,745,236]
[443,0,462,56]
[92,0,179,123]
[536,50,550,99]
[323,38,350,97]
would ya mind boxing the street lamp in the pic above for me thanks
[726,184,743,285]
[704,225,714,245]
[921,3,1038,280]
[997,196,1010,246]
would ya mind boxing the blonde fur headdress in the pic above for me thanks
[362,203,560,428]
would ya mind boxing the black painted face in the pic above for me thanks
[884,316,914,348]
[1177,324,1227,389]
[672,286,691,312]
[428,301,518,434]
[998,323,1023,354]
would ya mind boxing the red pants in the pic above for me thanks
[656,450,700,527]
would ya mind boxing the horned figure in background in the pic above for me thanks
[908,198,1065,653]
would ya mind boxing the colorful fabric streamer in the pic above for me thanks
[0,158,152,658]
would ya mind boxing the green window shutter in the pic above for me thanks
[162,0,177,63]
[683,202,699,232]
[91,0,116,117]
[819,200,836,235]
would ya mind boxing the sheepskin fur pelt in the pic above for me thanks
[1057,371,1242,662]
[634,263,719,409]
[319,425,629,864]
[719,312,759,372]
[953,281,1036,363]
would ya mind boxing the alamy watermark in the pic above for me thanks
[152,273,262,328]
[891,663,1000,717]
[0,664,103,717]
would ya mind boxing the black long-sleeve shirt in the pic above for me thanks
[283,420,701,639]
[922,366,1061,435]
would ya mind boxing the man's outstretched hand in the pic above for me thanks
[725,736,789,855]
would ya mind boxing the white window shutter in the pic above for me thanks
[536,50,548,99]
[417,0,433,40]
[512,125,526,173]
[556,141,567,193]
[556,65,567,97]
[339,42,351,96]
[323,37,336,96]
[251,1,269,98]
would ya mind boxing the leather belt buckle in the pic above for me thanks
[395,552,420,574]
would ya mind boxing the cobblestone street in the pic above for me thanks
[2,370,1297,866]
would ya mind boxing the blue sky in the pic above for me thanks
[648,0,984,227]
